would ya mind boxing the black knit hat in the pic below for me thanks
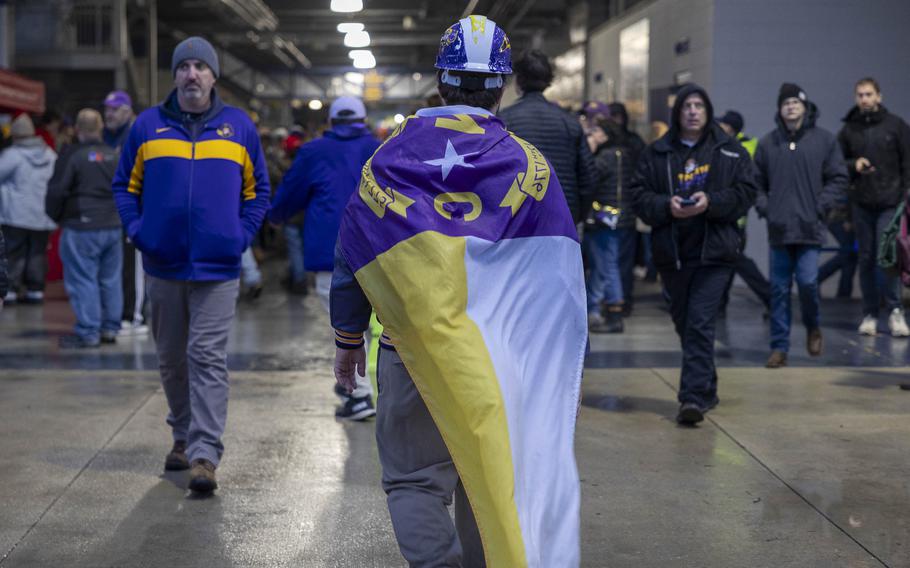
[778,83,808,108]
[718,110,744,134]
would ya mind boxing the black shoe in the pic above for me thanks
[604,308,624,333]
[244,284,263,301]
[164,440,190,471]
[333,382,351,401]
[188,459,218,493]
[335,395,376,421]
[100,331,117,344]
[676,402,704,426]
[59,334,100,349]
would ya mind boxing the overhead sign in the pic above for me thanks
[0,69,46,114]
[363,71,384,103]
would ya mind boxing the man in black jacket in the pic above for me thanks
[838,77,910,337]
[499,50,596,223]
[755,83,849,368]
[45,109,122,348]
[632,83,757,425]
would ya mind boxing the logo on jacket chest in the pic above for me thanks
[216,123,235,138]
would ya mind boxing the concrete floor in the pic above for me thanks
[0,277,908,567]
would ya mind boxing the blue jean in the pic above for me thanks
[853,204,900,316]
[59,228,123,342]
[584,228,623,312]
[284,222,305,284]
[769,245,820,352]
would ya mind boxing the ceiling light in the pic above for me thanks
[344,30,371,48]
[330,0,363,13]
[394,114,405,124]
[412,72,422,81]
[344,72,365,84]
[337,22,364,33]
[308,99,324,110]
[348,49,376,69]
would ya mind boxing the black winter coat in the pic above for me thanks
[632,122,758,270]
[499,92,597,222]
[754,106,849,246]
[591,141,636,229]
[838,105,910,210]
[45,141,121,230]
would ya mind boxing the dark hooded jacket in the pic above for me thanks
[590,123,637,230]
[631,84,758,270]
[837,105,910,210]
[754,103,848,246]
[45,139,121,229]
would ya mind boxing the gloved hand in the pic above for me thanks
[334,346,366,395]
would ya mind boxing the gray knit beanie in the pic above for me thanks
[171,37,220,78]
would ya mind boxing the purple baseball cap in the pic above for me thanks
[103,90,132,109]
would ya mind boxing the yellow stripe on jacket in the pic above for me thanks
[126,138,257,200]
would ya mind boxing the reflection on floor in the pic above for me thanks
[0,278,907,567]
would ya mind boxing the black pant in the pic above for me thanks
[660,264,732,409]
[721,252,771,311]
[121,231,146,322]
[2,225,50,293]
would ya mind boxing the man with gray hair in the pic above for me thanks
[46,109,122,348]
[113,36,270,494]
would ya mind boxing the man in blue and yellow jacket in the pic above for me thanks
[112,36,270,494]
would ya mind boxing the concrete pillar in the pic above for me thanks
[114,0,127,89]
[0,2,15,69]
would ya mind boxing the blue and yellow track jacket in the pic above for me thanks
[112,89,270,281]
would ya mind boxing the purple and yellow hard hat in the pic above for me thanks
[435,15,512,75]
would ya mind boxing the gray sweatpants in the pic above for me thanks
[147,275,239,466]
[376,349,485,568]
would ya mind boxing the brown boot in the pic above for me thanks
[807,328,823,356]
[766,350,788,368]
[188,459,218,494]
[164,440,189,471]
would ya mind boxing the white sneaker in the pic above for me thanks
[3,291,16,303]
[888,309,910,337]
[118,320,149,336]
[858,315,877,336]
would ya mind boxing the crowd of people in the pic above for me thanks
[0,13,909,566]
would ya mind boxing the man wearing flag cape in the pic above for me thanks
[332,15,587,568]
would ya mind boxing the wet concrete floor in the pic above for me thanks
[0,278,908,567]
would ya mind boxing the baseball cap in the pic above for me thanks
[329,96,366,120]
[104,90,132,109]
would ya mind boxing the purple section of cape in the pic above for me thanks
[339,111,578,273]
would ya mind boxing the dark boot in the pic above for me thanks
[807,328,823,357]
[164,440,189,471]
[188,459,218,494]
[604,304,624,333]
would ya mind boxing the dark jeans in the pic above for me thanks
[817,221,856,298]
[853,204,901,316]
[2,225,50,293]
[660,264,732,409]
[770,245,820,352]
[721,232,771,310]
[618,227,637,303]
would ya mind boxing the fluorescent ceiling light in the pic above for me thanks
[308,99,324,110]
[348,49,376,69]
[337,22,364,33]
[330,0,363,13]
[344,30,371,48]
[344,72,365,84]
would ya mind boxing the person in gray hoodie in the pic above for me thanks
[755,83,848,368]
[0,114,57,304]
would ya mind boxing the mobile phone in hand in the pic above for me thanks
[679,197,697,207]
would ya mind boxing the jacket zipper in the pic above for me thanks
[665,158,681,270]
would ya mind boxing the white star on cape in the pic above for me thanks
[423,139,475,181]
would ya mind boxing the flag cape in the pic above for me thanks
[339,106,586,567]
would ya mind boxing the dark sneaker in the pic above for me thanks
[336,395,376,421]
[604,307,624,334]
[333,382,351,401]
[22,291,44,304]
[588,313,609,334]
[59,334,100,349]
[100,331,118,344]
[807,328,823,357]
[188,459,218,493]
[164,440,190,471]
[676,402,704,426]
[765,350,788,369]
[244,284,263,301]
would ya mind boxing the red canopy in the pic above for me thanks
[0,68,46,114]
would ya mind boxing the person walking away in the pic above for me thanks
[838,77,910,337]
[755,83,849,368]
[45,109,122,348]
[632,84,757,425]
[0,114,57,304]
[112,37,270,493]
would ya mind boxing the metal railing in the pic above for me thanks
[15,0,115,54]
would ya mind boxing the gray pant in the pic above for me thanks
[376,349,484,568]
[147,275,239,466]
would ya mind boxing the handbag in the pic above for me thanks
[877,202,905,275]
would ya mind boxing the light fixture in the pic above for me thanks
[308,99,324,110]
[394,114,405,124]
[348,49,376,69]
[290,99,303,109]
[344,30,371,48]
[330,0,363,13]
[412,72,422,81]
[344,72,365,84]
[337,22,364,33]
